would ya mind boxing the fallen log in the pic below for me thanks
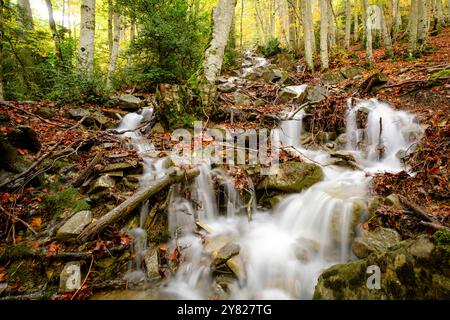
[77,167,200,242]
[397,194,443,226]
[72,150,104,188]
[419,221,449,231]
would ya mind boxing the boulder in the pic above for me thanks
[274,52,296,71]
[218,82,237,93]
[212,243,241,265]
[88,175,116,194]
[329,152,359,170]
[321,71,345,85]
[56,210,93,240]
[278,87,301,103]
[352,228,402,259]
[226,255,245,282]
[68,108,90,119]
[234,92,252,106]
[340,67,365,79]
[144,248,161,280]
[7,125,41,152]
[359,72,389,93]
[314,235,449,300]
[118,94,144,111]
[60,262,81,293]
[0,138,31,173]
[99,161,138,173]
[35,107,55,119]
[298,86,328,104]
[257,162,324,193]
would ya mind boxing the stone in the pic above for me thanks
[274,52,296,71]
[0,138,31,173]
[340,67,365,79]
[278,87,301,103]
[329,152,359,170]
[226,255,245,282]
[36,107,55,119]
[204,235,233,256]
[7,125,41,152]
[298,86,328,104]
[56,210,93,240]
[212,243,241,265]
[218,82,237,93]
[99,161,138,173]
[68,108,90,119]
[88,175,116,194]
[144,248,161,280]
[359,72,389,93]
[321,71,345,85]
[257,162,324,193]
[336,133,348,145]
[118,94,144,111]
[151,123,165,134]
[352,228,402,259]
[385,194,402,208]
[408,236,435,259]
[234,92,252,106]
[59,262,81,293]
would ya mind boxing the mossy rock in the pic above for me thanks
[43,187,91,218]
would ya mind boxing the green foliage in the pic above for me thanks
[257,37,285,58]
[431,69,450,80]
[434,230,450,254]
[43,186,91,218]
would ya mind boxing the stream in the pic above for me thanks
[100,55,424,300]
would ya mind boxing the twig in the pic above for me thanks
[420,221,449,231]
[72,150,105,188]
[1,102,70,128]
[71,256,94,300]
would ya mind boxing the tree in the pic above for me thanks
[45,0,63,64]
[78,0,95,73]
[302,0,314,71]
[392,0,401,40]
[345,0,352,49]
[107,11,122,88]
[363,0,374,65]
[408,0,419,56]
[199,0,237,111]
[17,0,33,30]
[354,0,359,42]
[380,5,393,58]
[108,0,113,52]
[320,0,329,70]
[0,0,4,101]
[417,0,428,49]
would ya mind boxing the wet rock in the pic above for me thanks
[144,248,161,280]
[274,52,296,71]
[56,210,93,240]
[234,92,252,106]
[340,67,365,79]
[317,132,337,142]
[352,228,401,259]
[321,71,345,85]
[204,235,232,255]
[215,274,238,293]
[0,138,31,173]
[68,108,90,119]
[212,243,241,265]
[336,133,348,146]
[368,196,384,217]
[385,194,402,208]
[359,72,389,93]
[257,162,324,193]
[268,194,288,209]
[118,94,144,111]
[59,262,81,293]
[151,123,165,134]
[226,255,245,282]
[314,235,449,300]
[278,87,301,103]
[7,125,41,152]
[298,86,328,104]
[218,82,237,93]
[89,175,116,194]
[85,111,113,129]
[99,161,138,173]
[329,152,359,170]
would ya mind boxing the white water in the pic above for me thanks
[114,62,423,299]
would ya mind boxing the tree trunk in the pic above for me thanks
[360,0,367,42]
[354,0,359,42]
[417,0,428,48]
[320,0,329,70]
[107,12,121,88]
[408,0,419,56]
[45,0,63,65]
[0,0,4,101]
[17,0,34,30]
[381,6,394,58]
[288,0,297,51]
[364,0,374,65]
[345,0,352,49]
[328,0,337,49]
[199,0,237,112]
[108,0,113,53]
[301,0,314,71]
[435,0,445,24]
[392,0,401,40]
[127,18,136,67]
[78,0,95,73]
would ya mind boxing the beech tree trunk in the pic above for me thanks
[128,18,136,67]
[0,0,4,101]
[107,12,121,88]
[45,0,63,64]
[363,0,374,65]
[380,6,394,58]
[328,0,337,49]
[301,0,314,71]
[108,0,113,53]
[78,0,95,73]
[354,0,359,42]
[392,0,401,40]
[417,0,428,48]
[17,0,34,30]
[199,0,237,112]
[345,0,352,49]
[408,0,419,56]
[320,0,329,70]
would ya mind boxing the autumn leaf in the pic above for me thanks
[120,235,131,246]
[31,217,42,228]
[47,242,59,258]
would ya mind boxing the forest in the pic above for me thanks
[0,0,449,301]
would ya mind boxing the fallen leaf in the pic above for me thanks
[31,217,42,228]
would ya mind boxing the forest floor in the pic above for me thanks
[0,28,449,299]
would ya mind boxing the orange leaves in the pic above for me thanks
[47,242,59,258]
[31,217,42,229]
[120,235,131,246]
[1,192,20,204]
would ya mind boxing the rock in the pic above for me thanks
[151,123,165,134]
[274,52,296,71]
[144,248,161,280]
[86,111,113,128]
[278,87,301,103]
[0,138,31,173]
[226,255,245,282]
[234,92,252,106]
[257,162,324,193]
[118,94,144,111]
[352,228,402,259]
[36,107,55,119]
[336,133,348,145]
[99,161,138,173]
[298,86,328,104]
[68,108,90,119]
[359,72,388,93]
[314,235,449,300]
[218,82,237,93]
[321,71,345,85]
[204,235,233,255]
[56,210,93,240]
[340,67,365,79]
[329,152,359,170]
[261,68,276,83]
[88,175,116,194]
[268,194,288,208]
[385,194,402,208]
[212,243,241,265]
[59,262,81,293]
[7,126,41,152]
[317,132,337,142]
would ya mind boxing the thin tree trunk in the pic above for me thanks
[240,0,244,48]
[78,0,95,73]
[107,12,121,88]
[288,0,297,50]
[17,0,34,30]
[360,0,367,43]
[392,0,401,40]
[381,6,394,58]
[354,0,359,42]
[108,0,113,53]
[328,0,337,49]
[436,0,445,24]
[345,0,352,49]
[364,0,374,65]
[408,0,419,56]
[45,0,63,64]
[320,0,329,70]
[301,0,314,71]
[199,0,237,112]
[127,18,135,67]
[0,0,4,101]
[68,0,72,38]
[417,0,428,48]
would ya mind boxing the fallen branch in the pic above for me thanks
[420,221,449,231]
[72,150,105,188]
[1,101,70,128]
[397,194,443,226]
[77,167,200,242]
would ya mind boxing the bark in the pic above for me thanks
[288,0,297,50]
[107,12,121,88]
[108,0,113,53]
[78,0,95,73]
[360,0,367,42]
[345,0,352,49]
[354,0,359,42]
[417,0,428,48]
[0,0,3,101]
[363,0,374,65]
[17,0,34,30]
[199,0,237,112]
[392,0,401,40]
[77,168,200,242]
[127,18,136,67]
[45,0,63,64]
[435,0,445,24]
[302,0,314,71]
[320,0,329,70]
[327,0,337,49]
[380,6,394,58]
[408,0,419,56]
[72,151,104,188]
